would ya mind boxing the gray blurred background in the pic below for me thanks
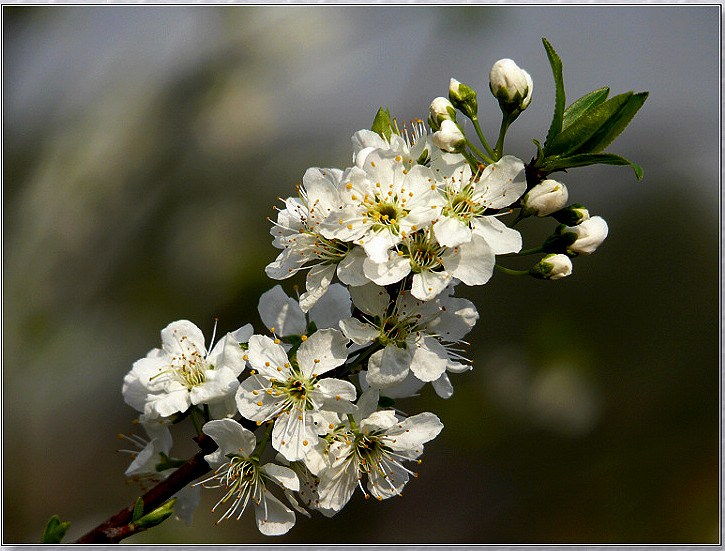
[3,5,719,544]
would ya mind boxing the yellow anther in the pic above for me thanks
[301,335,307,341]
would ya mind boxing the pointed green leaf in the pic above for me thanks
[562,87,610,130]
[42,515,71,544]
[544,92,633,157]
[540,152,643,180]
[542,38,566,149]
[132,497,145,522]
[371,107,393,140]
[129,498,177,531]
[572,91,648,154]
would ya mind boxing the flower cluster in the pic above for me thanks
[114,38,645,539]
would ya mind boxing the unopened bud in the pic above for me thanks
[522,179,568,216]
[552,203,590,226]
[428,97,457,131]
[432,119,465,153]
[566,216,608,255]
[489,58,533,114]
[448,78,478,119]
[529,254,573,280]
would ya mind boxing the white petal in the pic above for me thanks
[254,491,296,536]
[385,411,443,452]
[348,282,390,317]
[297,328,349,377]
[202,418,256,462]
[160,320,206,356]
[366,345,412,388]
[411,270,451,301]
[433,215,472,248]
[147,389,191,418]
[207,333,246,377]
[361,229,400,263]
[299,263,335,313]
[432,373,454,399]
[313,378,358,413]
[472,216,522,254]
[473,155,527,208]
[236,375,281,422]
[258,285,306,337]
[272,410,317,462]
[308,283,352,329]
[442,233,495,286]
[189,369,239,405]
[363,251,411,286]
[229,323,254,344]
[316,457,358,512]
[409,336,449,382]
[261,463,300,491]
[339,317,379,345]
[336,246,369,286]
[247,335,290,378]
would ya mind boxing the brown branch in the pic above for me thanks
[75,434,218,543]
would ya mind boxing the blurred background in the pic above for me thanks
[3,5,720,544]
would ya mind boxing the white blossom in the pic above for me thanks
[123,321,252,419]
[310,397,443,512]
[320,149,445,264]
[197,419,299,534]
[433,156,526,251]
[340,283,478,389]
[236,329,356,462]
[266,167,367,312]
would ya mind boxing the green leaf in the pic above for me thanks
[42,515,71,544]
[131,497,145,522]
[129,498,177,531]
[544,92,634,157]
[542,38,566,148]
[371,107,393,140]
[540,152,643,180]
[572,91,648,155]
[562,87,609,130]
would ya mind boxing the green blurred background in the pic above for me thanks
[3,5,719,544]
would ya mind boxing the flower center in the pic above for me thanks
[444,184,483,221]
[406,231,445,273]
[367,201,401,226]
[169,339,208,389]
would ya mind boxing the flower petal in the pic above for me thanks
[296,328,349,377]
[366,345,412,388]
[258,285,307,337]
[254,491,296,536]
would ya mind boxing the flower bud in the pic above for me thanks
[489,58,533,114]
[542,216,608,256]
[428,97,457,131]
[566,216,608,255]
[521,179,568,217]
[552,203,590,226]
[448,78,478,119]
[529,254,573,280]
[432,119,466,153]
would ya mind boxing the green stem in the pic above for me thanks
[336,341,382,379]
[494,112,512,159]
[495,264,529,276]
[347,413,359,433]
[500,246,545,257]
[471,116,496,159]
[252,421,274,460]
[464,140,494,165]
[190,407,204,438]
